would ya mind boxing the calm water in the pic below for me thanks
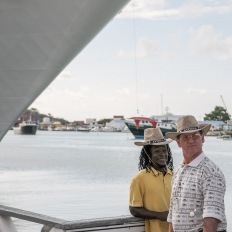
[0,130,232,231]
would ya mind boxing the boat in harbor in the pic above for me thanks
[77,127,91,132]
[13,121,38,135]
[221,135,231,140]
[103,126,122,132]
[216,134,232,140]
[124,116,177,139]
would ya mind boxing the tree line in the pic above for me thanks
[204,106,231,123]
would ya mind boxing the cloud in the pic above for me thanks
[188,25,232,60]
[116,88,131,95]
[184,88,207,94]
[178,1,232,19]
[140,93,150,99]
[120,0,178,20]
[137,37,159,58]
[120,0,232,20]
[31,85,91,110]
[30,86,93,119]
[57,71,74,80]
[79,85,90,92]
[118,37,159,58]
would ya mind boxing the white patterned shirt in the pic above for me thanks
[167,152,227,232]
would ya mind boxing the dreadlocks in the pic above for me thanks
[138,144,174,172]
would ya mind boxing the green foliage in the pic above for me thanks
[30,108,39,113]
[55,117,69,125]
[204,106,231,122]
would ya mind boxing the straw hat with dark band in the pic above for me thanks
[166,115,211,140]
[134,128,172,146]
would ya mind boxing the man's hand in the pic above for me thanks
[157,210,169,221]
[203,217,219,232]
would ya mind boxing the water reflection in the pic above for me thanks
[0,131,231,231]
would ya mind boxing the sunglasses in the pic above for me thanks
[179,133,201,141]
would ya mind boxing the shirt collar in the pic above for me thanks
[150,166,172,176]
[183,152,205,167]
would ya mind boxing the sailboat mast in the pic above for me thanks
[161,94,163,115]
[133,1,139,114]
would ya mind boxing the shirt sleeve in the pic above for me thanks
[129,178,143,207]
[202,168,226,222]
[167,184,173,223]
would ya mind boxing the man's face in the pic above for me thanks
[150,145,168,167]
[176,131,204,162]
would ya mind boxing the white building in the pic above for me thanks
[198,120,225,131]
[104,118,126,132]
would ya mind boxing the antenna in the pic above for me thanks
[161,94,163,115]
[220,95,227,111]
[220,95,231,121]
[133,1,139,114]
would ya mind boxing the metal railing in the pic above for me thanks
[0,205,144,232]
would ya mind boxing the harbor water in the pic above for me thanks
[0,130,232,231]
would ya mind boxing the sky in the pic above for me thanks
[30,0,232,122]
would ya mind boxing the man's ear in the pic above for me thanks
[176,139,182,148]
[201,135,205,144]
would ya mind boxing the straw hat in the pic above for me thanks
[134,128,172,146]
[166,115,211,140]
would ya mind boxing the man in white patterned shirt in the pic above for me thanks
[166,115,227,232]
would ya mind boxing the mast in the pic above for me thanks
[161,94,163,115]
[133,1,139,114]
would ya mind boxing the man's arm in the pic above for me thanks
[168,223,174,232]
[129,206,168,221]
[203,217,219,232]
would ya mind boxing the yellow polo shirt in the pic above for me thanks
[129,167,172,232]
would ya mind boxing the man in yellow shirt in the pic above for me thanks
[129,127,173,232]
